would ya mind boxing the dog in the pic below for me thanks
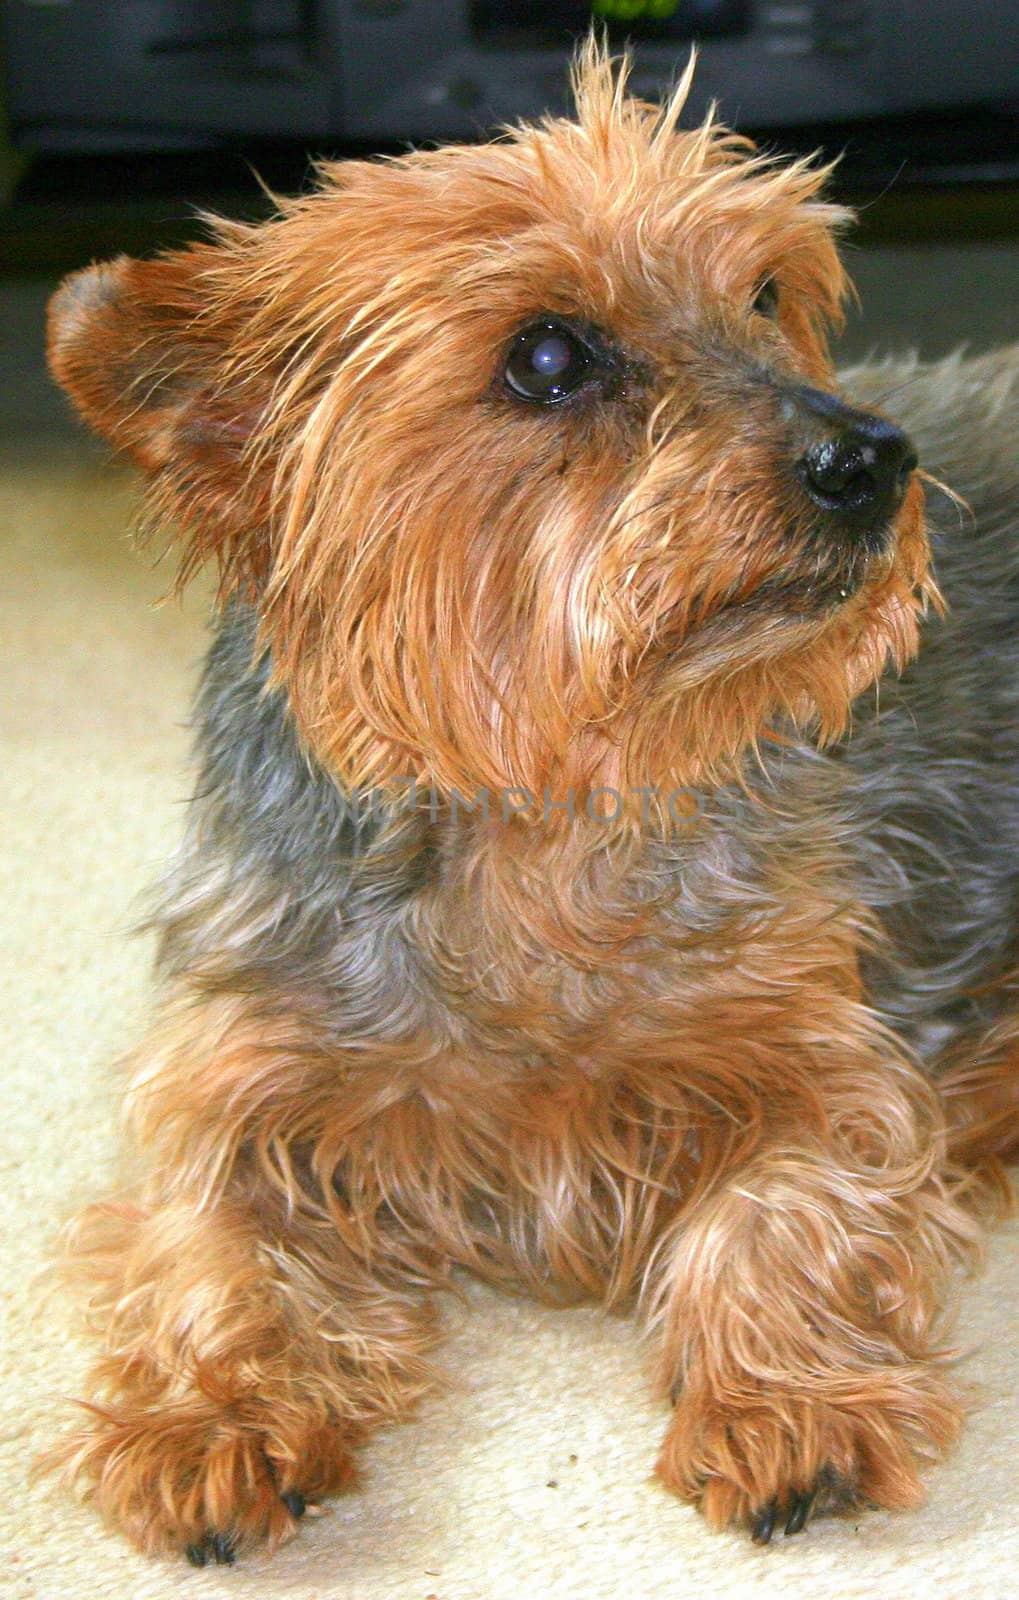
[43,39,1019,1564]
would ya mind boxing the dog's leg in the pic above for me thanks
[647,997,985,1539]
[45,994,441,1562]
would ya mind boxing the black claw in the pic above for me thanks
[281,1490,306,1520]
[784,1489,815,1537]
[185,1543,208,1568]
[209,1532,237,1566]
[751,1499,778,1545]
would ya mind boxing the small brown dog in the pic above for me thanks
[45,41,1019,1564]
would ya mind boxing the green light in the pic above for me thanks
[592,0,681,19]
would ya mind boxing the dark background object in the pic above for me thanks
[2,1,1017,151]
[2,1,1018,278]
[0,1,1015,440]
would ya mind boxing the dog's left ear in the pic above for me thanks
[48,245,271,586]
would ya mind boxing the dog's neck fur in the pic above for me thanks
[150,602,837,1032]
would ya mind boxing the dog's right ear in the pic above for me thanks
[48,246,272,587]
[47,248,253,472]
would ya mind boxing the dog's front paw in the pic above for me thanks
[657,1373,963,1541]
[49,1405,353,1561]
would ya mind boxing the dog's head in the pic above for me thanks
[49,41,930,809]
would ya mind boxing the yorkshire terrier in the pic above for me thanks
[44,41,1019,1564]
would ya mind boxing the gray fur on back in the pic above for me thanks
[838,347,1019,1052]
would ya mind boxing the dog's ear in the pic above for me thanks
[48,248,244,470]
[48,246,272,587]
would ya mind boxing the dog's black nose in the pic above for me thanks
[793,387,917,528]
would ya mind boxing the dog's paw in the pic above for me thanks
[48,1406,352,1561]
[748,1485,820,1543]
[185,1531,239,1569]
[657,1374,963,1541]
[694,1461,855,1543]
[183,1489,310,1567]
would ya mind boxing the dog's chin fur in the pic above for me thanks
[41,37,1019,1566]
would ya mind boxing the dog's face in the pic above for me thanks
[48,45,930,806]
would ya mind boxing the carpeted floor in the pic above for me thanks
[2,366,1019,1595]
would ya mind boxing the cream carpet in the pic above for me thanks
[2,439,1017,1600]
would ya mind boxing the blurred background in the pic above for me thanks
[1,1,1017,444]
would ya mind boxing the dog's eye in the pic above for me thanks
[752,278,780,318]
[504,320,592,404]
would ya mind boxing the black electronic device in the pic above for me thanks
[2,2,1016,154]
